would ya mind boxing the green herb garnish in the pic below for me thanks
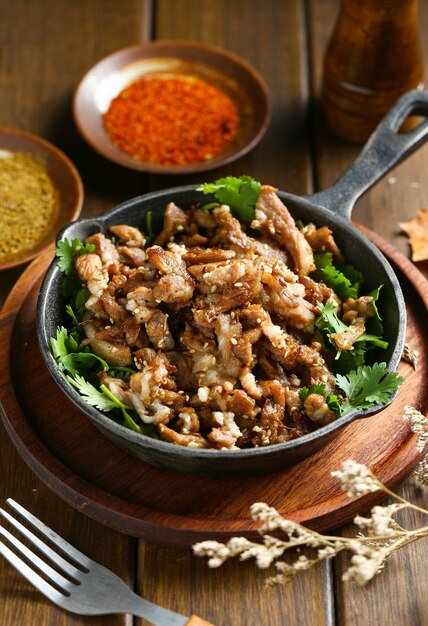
[336,363,404,414]
[312,252,363,301]
[315,301,388,366]
[197,175,261,222]
[299,383,341,413]
[143,211,154,245]
[55,238,95,275]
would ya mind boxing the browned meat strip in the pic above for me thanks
[158,424,210,448]
[153,202,188,246]
[183,247,236,265]
[211,205,255,252]
[145,310,174,350]
[85,233,121,274]
[205,274,262,321]
[117,246,147,268]
[303,393,337,425]
[331,320,366,351]
[254,185,315,275]
[299,275,340,308]
[301,223,344,262]
[261,272,315,331]
[109,224,145,247]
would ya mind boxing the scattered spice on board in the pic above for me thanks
[102,74,239,166]
[0,151,58,262]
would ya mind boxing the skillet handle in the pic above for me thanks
[306,89,428,220]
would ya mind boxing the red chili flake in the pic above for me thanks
[102,74,239,166]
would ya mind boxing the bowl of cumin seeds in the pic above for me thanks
[0,128,83,271]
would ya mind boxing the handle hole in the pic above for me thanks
[397,114,428,135]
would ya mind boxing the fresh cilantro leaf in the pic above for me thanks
[74,286,91,320]
[325,394,341,413]
[107,366,136,383]
[50,326,107,377]
[365,285,384,336]
[197,175,261,222]
[201,202,220,212]
[50,327,70,360]
[299,383,326,402]
[299,383,341,412]
[55,238,95,275]
[60,352,109,376]
[334,347,366,374]
[65,304,78,325]
[336,363,404,414]
[67,378,144,435]
[61,273,81,299]
[50,327,80,361]
[313,253,363,301]
[315,301,347,335]
[355,333,388,350]
[316,301,388,361]
[67,375,118,412]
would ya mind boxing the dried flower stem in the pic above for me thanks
[194,405,428,586]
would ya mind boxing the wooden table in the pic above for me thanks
[1,1,427,624]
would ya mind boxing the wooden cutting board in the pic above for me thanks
[0,229,427,548]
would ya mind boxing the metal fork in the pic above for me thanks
[0,499,213,625]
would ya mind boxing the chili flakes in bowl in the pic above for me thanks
[73,40,271,174]
[102,74,239,166]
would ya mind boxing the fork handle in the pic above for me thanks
[185,616,216,625]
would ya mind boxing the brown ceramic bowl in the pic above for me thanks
[73,40,271,174]
[0,128,84,271]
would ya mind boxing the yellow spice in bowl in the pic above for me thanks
[0,151,58,262]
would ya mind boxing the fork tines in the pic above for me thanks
[0,499,86,600]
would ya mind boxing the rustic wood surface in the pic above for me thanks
[0,1,427,625]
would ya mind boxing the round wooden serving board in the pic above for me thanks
[0,230,427,548]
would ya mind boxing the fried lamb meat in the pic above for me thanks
[74,186,349,449]
[253,185,315,275]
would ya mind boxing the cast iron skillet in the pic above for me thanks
[37,89,428,476]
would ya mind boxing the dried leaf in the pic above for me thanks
[399,209,428,262]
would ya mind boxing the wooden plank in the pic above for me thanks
[150,0,314,193]
[138,544,335,626]
[0,0,153,218]
[0,1,153,625]
[308,1,428,625]
[136,2,335,625]
[333,478,428,626]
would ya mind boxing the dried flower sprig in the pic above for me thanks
[403,405,428,453]
[193,409,428,586]
[402,344,419,370]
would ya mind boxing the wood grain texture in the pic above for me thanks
[0,1,152,625]
[1,1,428,625]
[150,0,312,193]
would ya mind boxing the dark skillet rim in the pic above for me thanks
[36,185,407,461]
